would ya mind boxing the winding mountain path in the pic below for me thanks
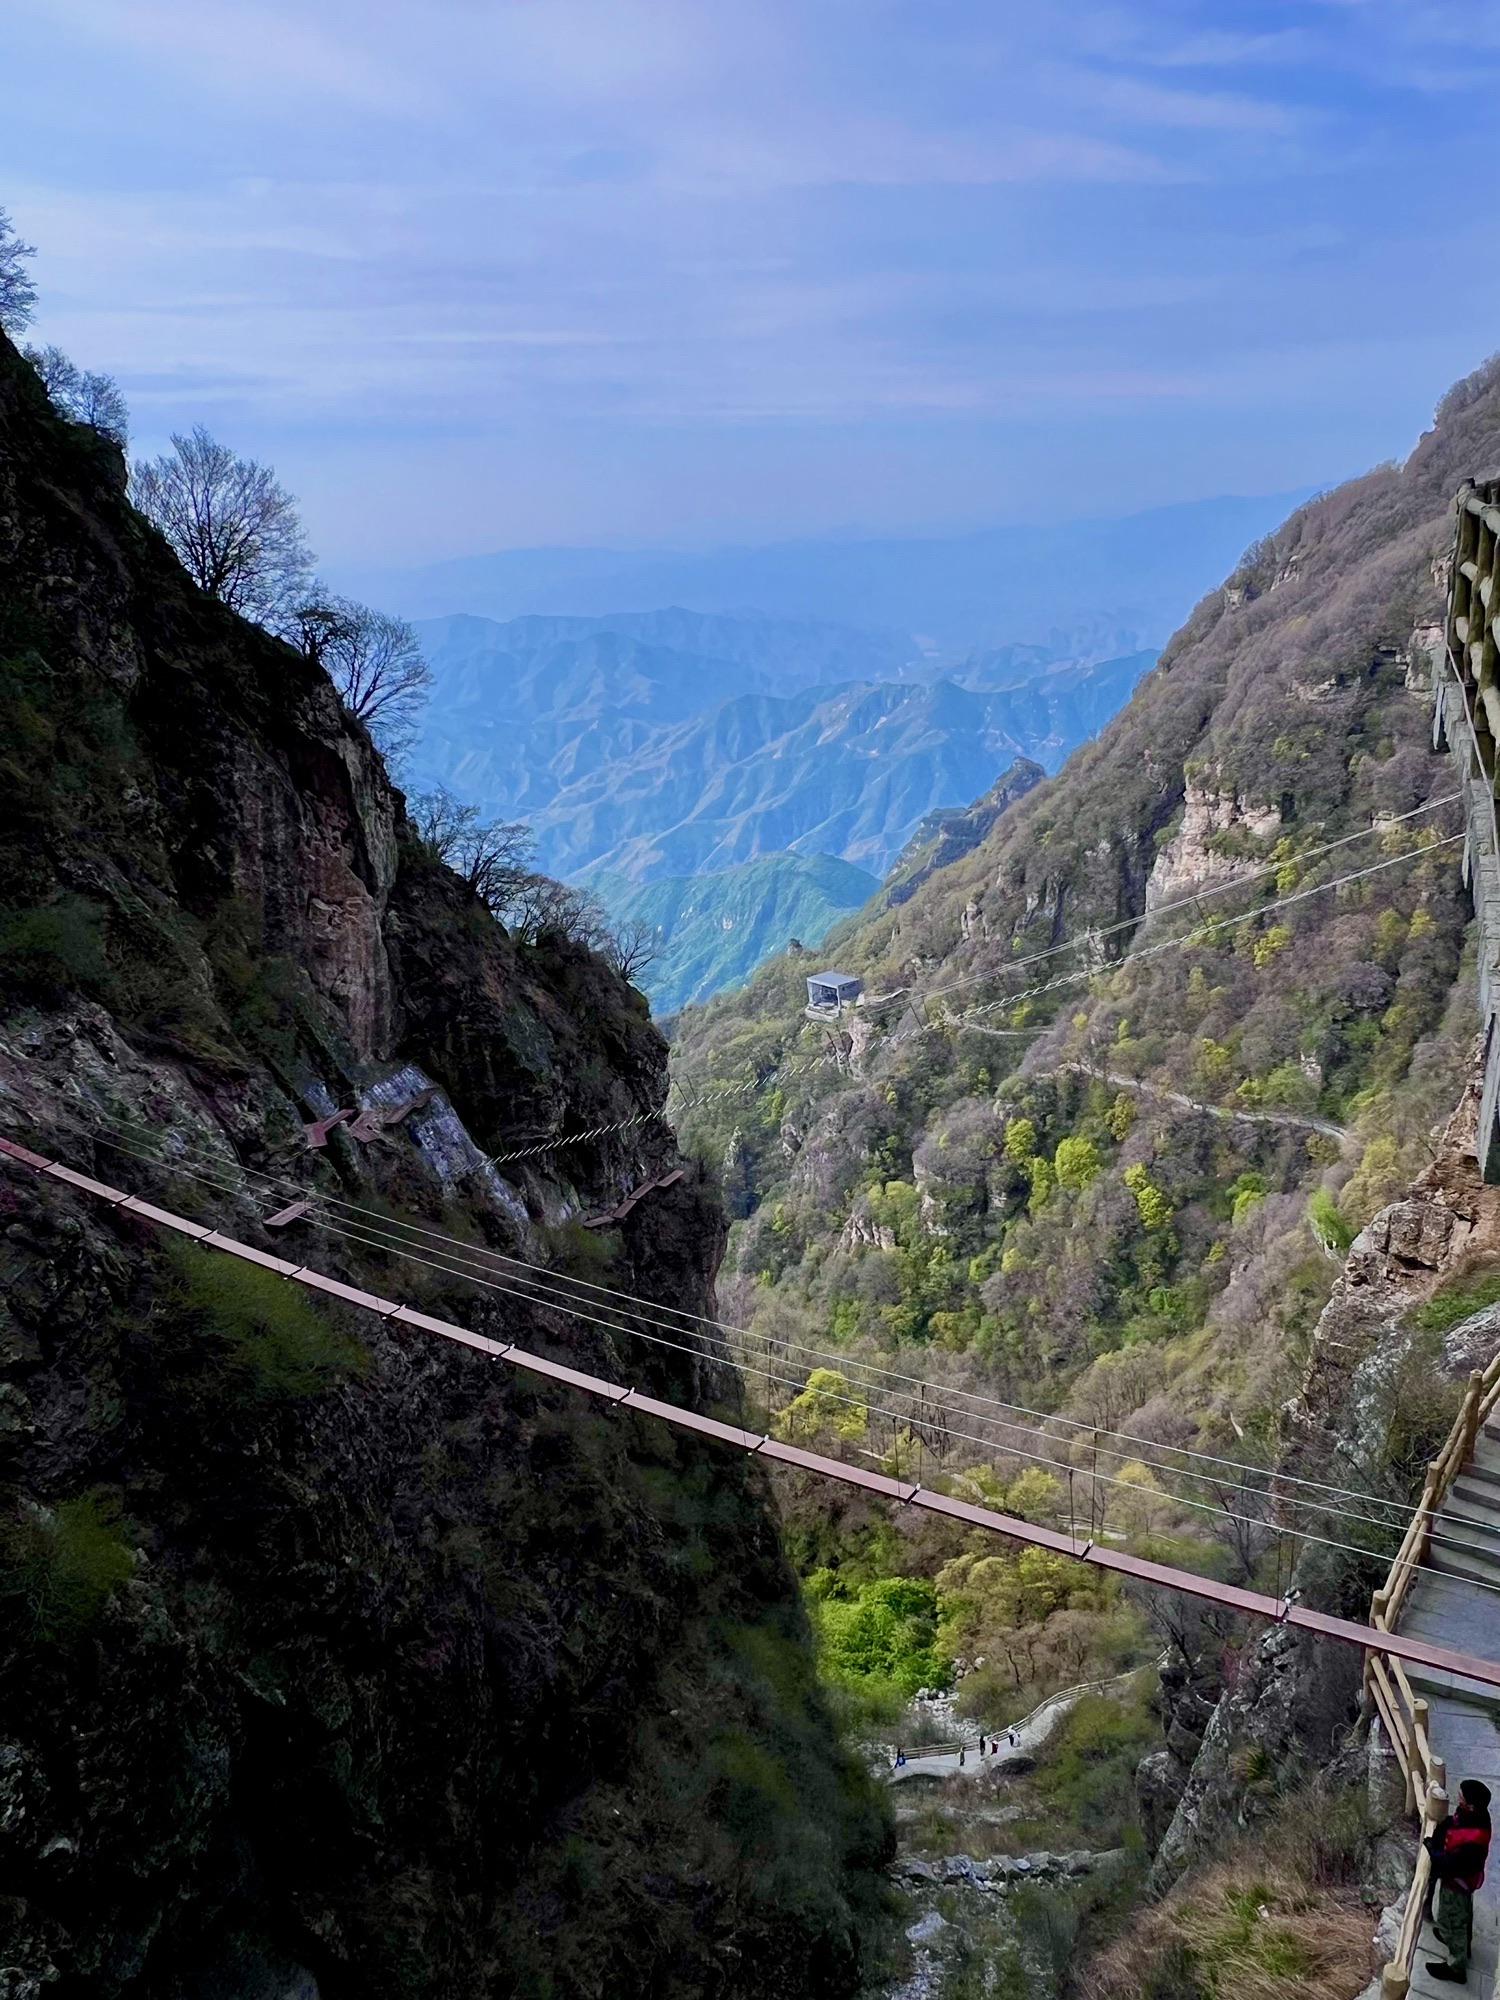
[1057,1062,1351,1148]
[887,1666,1141,1785]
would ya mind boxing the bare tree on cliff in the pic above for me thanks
[607,918,658,984]
[411,786,651,973]
[410,788,536,911]
[0,208,37,333]
[294,595,433,758]
[131,426,313,634]
[24,344,129,445]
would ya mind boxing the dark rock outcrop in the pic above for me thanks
[0,330,890,1999]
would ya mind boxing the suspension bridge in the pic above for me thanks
[5,1130,1500,1676]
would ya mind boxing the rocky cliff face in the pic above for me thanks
[1146,1064,1500,1891]
[0,332,888,1998]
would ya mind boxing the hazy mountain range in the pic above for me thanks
[349,491,1306,655]
[589,854,882,1015]
[401,607,1157,1010]
[395,492,1304,1009]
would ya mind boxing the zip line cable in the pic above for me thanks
[24,1136,1500,1697]
[936,839,1464,1030]
[918,792,1462,1007]
[675,819,1464,1111]
[12,825,1473,1540]
[17,1127,1497,1604]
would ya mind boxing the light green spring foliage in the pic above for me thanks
[775,1367,868,1444]
[1123,1163,1174,1232]
[1003,1116,1037,1165]
[1053,1135,1103,1192]
[1229,1171,1268,1227]
[1307,1186,1354,1253]
[811,1574,952,1698]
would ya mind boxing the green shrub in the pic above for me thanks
[1306,1187,1353,1253]
[1035,1689,1157,1841]
[813,1573,952,1697]
[1413,1266,1500,1332]
[1055,1135,1103,1192]
[169,1242,366,1399]
[545,1219,621,1281]
[0,895,107,1000]
[0,1492,134,1643]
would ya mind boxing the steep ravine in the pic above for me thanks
[669,354,1500,1993]
[0,329,889,1998]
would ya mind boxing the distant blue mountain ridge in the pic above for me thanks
[401,606,1160,1007]
[344,490,1307,655]
[394,491,1306,1004]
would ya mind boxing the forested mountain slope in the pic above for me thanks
[523,668,1153,883]
[593,852,881,1016]
[666,362,1500,1982]
[408,613,1153,1012]
[0,330,887,1999]
[680,356,1500,1376]
[409,607,917,818]
[673,352,1500,1543]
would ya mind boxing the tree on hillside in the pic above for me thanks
[503,874,612,950]
[410,787,536,912]
[606,917,658,984]
[295,595,432,757]
[0,208,37,332]
[131,426,313,633]
[411,784,653,975]
[24,344,129,445]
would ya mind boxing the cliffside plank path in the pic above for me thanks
[8,1131,1500,1720]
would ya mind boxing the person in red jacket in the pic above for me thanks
[1426,1778,1492,1983]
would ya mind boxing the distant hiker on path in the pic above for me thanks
[894,1747,906,1769]
[1426,1778,1493,1983]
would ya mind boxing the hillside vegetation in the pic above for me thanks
[671,358,1500,1732]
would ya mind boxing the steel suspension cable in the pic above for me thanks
[65,1121,1500,1570]
[71,1105,1434,1529]
[66,1101,1474,1537]
[919,792,1462,1007]
[22,1126,1498,1602]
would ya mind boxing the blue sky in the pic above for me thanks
[5,0,1500,567]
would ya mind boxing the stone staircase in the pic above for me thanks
[1393,1422,1500,1996]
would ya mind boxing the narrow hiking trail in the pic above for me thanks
[887,1692,1070,1784]
[877,1667,1150,2000]
[885,1664,1146,1785]
[1057,1062,1351,1147]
